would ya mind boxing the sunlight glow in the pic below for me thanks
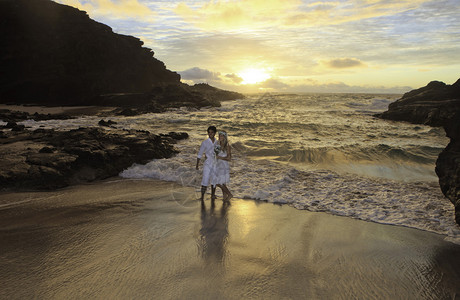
[238,68,271,84]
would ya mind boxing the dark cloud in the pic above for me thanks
[325,58,365,69]
[179,67,221,81]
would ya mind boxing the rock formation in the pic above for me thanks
[435,113,460,224]
[0,0,244,109]
[0,127,188,190]
[0,0,180,105]
[376,79,460,126]
[0,109,73,123]
[376,79,460,225]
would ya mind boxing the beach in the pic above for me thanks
[1,178,459,299]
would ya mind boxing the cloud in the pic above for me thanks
[55,0,154,20]
[179,67,222,82]
[225,73,243,84]
[174,0,301,31]
[174,0,430,31]
[323,58,367,69]
[284,0,428,27]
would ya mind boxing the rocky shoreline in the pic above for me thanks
[376,79,460,225]
[0,126,188,191]
[0,0,243,191]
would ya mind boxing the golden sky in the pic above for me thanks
[56,0,460,93]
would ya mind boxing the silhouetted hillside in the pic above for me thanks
[0,0,182,105]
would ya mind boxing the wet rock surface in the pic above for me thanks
[0,127,188,190]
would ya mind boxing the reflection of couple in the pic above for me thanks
[196,126,233,205]
[198,201,229,263]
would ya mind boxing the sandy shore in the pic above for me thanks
[1,178,459,299]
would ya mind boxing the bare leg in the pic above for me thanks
[211,185,217,202]
[200,186,207,202]
[222,184,233,202]
[216,184,228,199]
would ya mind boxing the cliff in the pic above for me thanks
[376,79,460,126]
[376,79,460,225]
[436,113,460,224]
[0,0,243,109]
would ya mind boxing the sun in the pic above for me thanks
[238,68,271,84]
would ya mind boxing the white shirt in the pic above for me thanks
[197,138,218,163]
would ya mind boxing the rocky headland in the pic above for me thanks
[0,0,245,191]
[376,79,460,225]
[0,0,243,111]
[0,127,188,190]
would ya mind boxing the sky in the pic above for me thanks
[55,0,460,94]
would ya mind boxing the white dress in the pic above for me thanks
[212,150,230,185]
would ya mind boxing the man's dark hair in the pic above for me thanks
[207,126,217,133]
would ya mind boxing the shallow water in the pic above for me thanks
[11,93,459,242]
[1,179,459,299]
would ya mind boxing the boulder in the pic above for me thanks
[377,78,460,225]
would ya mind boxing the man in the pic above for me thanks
[196,126,218,204]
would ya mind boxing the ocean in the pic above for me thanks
[15,93,460,243]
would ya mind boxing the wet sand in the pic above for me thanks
[1,179,459,299]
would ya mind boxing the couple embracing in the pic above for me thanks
[196,126,233,205]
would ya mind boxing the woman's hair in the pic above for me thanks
[219,131,229,152]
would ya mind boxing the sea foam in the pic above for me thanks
[10,93,458,244]
[120,140,460,244]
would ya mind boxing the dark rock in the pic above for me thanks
[0,0,244,112]
[0,0,180,106]
[159,132,189,144]
[377,78,460,225]
[190,83,245,102]
[375,79,460,126]
[98,119,117,127]
[0,127,188,190]
[92,83,244,113]
[11,124,25,131]
[39,146,55,153]
[117,108,138,116]
[5,122,17,128]
[0,109,73,122]
[167,132,189,140]
[435,112,460,224]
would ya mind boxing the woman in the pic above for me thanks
[213,131,233,202]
